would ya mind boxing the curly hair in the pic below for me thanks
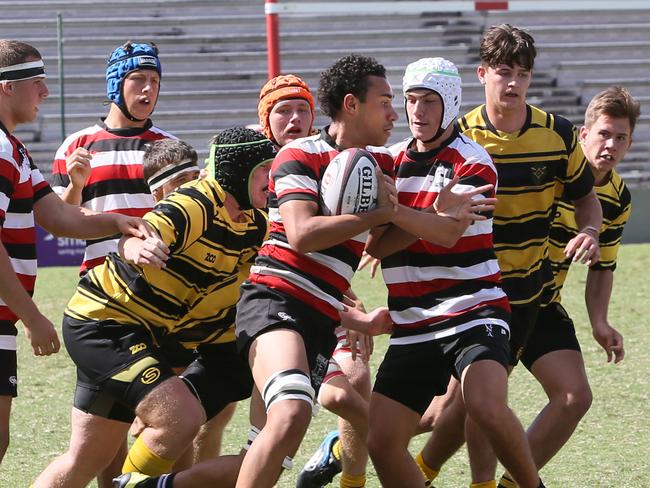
[207,127,276,209]
[480,24,536,71]
[318,54,387,119]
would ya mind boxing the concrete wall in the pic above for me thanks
[623,188,650,243]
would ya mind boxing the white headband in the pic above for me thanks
[0,60,46,82]
[147,159,200,191]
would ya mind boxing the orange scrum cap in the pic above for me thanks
[257,74,315,142]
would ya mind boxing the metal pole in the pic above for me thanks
[265,0,280,79]
[57,12,66,141]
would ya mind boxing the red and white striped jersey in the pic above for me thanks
[384,131,510,344]
[0,122,53,340]
[51,119,174,273]
[249,127,394,321]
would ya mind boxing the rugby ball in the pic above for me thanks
[319,148,379,216]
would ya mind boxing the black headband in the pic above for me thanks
[0,60,46,82]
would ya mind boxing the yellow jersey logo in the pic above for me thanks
[141,367,161,385]
[129,343,147,355]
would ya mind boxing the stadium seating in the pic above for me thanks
[2,1,648,184]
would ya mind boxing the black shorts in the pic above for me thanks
[63,315,176,423]
[180,342,254,420]
[520,301,581,370]
[158,337,198,370]
[236,282,338,391]
[373,323,510,415]
[0,349,17,397]
[508,302,542,366]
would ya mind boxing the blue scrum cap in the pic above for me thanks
[106,42,161,120]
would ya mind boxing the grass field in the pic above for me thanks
[2,244,649,487]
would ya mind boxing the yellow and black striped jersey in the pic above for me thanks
[65,178,268,348]
[544,169,631,305]
[458,104,594,306]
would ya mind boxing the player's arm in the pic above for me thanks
[339,302,393,337]
[34,192,152,241]
[0,238,59,356]
[366,178,496,258]
[282,173,396,254]
[585,268,624,363]
[564,190,603,265]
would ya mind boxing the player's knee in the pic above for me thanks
[552,383,593,420]
[263,369,314,441]
[319,382,349,412]
[138,379,205,438]
[466,397,508,430]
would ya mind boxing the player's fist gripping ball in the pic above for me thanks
[319,148,378,216]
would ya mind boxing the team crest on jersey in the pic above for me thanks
[530,164,547,185]
[430,163,452,193]
[18,146,32,183]
[8,376,17,386]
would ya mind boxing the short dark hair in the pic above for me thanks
[318,54,386,119]
[585,86,641,134]
[0,40,42,68]
[480,24,536,71]
[143,139,197,182]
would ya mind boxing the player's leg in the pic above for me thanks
[0,395,11,463]
[192,402,237,463]
[520,303,590,469]
[415,378,465,484]
[368,340,449,487]
[457,323,539,488]
[237,328,313,488]
[0,348,17,463]
[34,407,131,487]
[367,391,423,487]
[97,440,128,487]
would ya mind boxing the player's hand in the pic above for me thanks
[345,329,373,362]
[357,251,380,278]
[375,174,398,223]
[116,216,158,240]
[366,306,393,336]
[564,231,600,265]
[66,148,92,189]
[592,321,625,363]
[434,176,496,221]
[23,313,60,356]
[342,291,366,313]
[121,235,170,269]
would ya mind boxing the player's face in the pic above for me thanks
[580,115,632,176]
[249,161,272,209]
[405,89,444,143]
[356,75,398,147]
[159,169,200,200]
[123,70,160,120]
[478,63,531,114]
[10,58,48,125]
[269,99,313,147]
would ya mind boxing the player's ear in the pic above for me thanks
[0,81,14,95]
[477,65,487,85]
[342,93,359,114]
[579,125,588,144]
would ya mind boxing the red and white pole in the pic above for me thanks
[265,0,281,79]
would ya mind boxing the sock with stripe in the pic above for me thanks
[497,472,517,488]
[340,472,366,488]
[470,481,497,488]
[415,451,439,482]
[122,436,175,475]
[332,439,343,462]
